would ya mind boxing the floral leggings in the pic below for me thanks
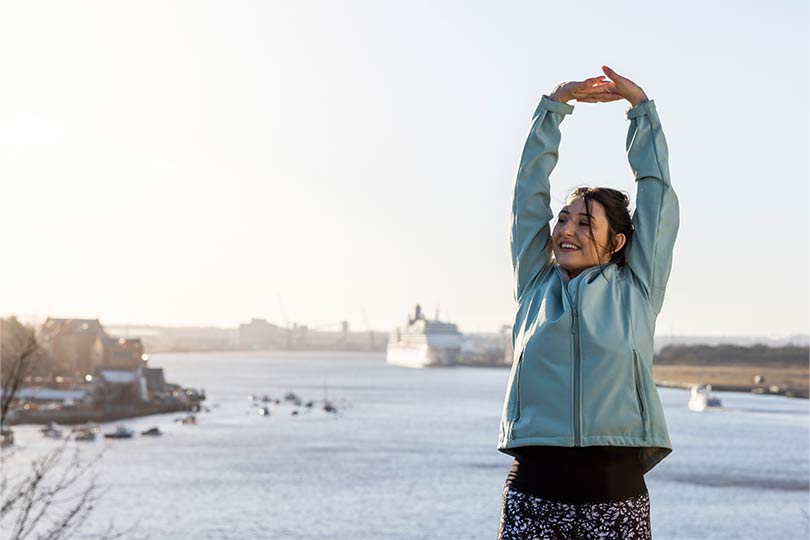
[497,486,652,540]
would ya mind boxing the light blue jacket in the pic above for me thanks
[497,95,679,474]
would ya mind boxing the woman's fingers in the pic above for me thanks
[602,65,624,81]
[576,93,624,103]
[580,78,611,89]
[572,82,617,95]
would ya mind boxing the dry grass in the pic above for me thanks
[652,364,809,389]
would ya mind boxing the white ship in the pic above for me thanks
[386,304,464,368]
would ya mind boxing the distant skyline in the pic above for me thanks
[2,1,808,337]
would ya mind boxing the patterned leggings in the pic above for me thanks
[497,486,652,540]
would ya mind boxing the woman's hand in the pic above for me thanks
[548,76,617,104]
[572,66,649,106]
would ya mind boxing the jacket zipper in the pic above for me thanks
[633,349,648,438]
[572,305,580,446]
[562,284,581,446]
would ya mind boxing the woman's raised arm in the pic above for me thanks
[510,76,610,302]
[623,99,679,314]
[574,66,679,314]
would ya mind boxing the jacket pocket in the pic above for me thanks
[633,349,648,435]
[506,352,523,423]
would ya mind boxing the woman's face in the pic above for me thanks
[551,196,621,278]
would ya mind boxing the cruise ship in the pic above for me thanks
[386,305,464,368]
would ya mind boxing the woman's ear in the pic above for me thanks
[612,233,627,253]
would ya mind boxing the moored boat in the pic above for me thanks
[72,424,97,442]
[41,422,63,439]
[104,425,134,439]
[688,384,723,412]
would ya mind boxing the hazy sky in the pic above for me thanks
[2,1,808,337]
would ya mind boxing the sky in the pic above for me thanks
[1,0,808,337]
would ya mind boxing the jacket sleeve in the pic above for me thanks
[624,99,680,315]
[511,95,574,302]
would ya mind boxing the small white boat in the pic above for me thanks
[688,384,723,412]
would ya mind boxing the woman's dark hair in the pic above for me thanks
[567,186,634,270]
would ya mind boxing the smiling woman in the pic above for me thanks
[553,186,634,279]
[497,66,680,540]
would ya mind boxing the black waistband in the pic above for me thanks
[504,446,647,504]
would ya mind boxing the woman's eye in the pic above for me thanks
[579,222,590,226]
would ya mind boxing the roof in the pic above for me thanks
[42,318,106,338]
[4,387,89,401]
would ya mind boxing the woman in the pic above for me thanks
[496,66,679,540]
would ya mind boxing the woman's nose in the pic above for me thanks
[561,220,576,236]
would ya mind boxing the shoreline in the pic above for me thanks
[652,364,808,399]
[6,401,202,427]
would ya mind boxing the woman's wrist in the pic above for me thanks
[629,92,650,107]
[549,90,571,104]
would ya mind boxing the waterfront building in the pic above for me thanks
[101,336,144,369]
[94,367,149,405]
[41,318,106,375]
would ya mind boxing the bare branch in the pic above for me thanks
[1,318,134,540]
[1,322,41,424]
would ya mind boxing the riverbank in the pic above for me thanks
[652,364,809,398]
[6,401,202,426]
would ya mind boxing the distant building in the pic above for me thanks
[41,318,147,375]
[501,324,514,365]
[142,367,168,399]
[94,367,149,405]
[239,318,286,349]
[41,318,106,376]
[101,336,144,369]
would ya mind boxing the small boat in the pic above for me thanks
[261,395,271,403]
[1,428,14,447]
[141,427,162,436]
[74,430,96,442]
[104,425,134,439]
[41,422,63,439]
[72,425,97,442]
[322,401,337,414]
[688,384,723,412]
[257,406,270,416]
[284,391,299,402]
[174,415,197,425]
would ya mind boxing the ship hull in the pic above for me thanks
[385,343,460,368]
